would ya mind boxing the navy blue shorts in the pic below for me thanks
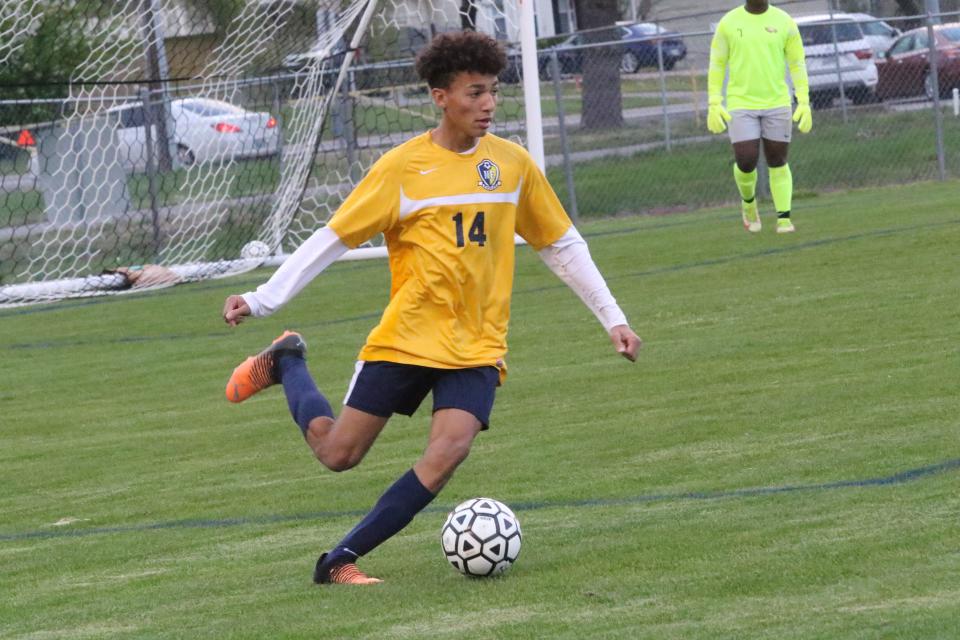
[345,361,499,429]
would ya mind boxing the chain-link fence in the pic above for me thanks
[2,2,959,301]
[534,8,960,220]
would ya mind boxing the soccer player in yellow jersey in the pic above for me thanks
[708,0,812,233]
[220,31,641,585]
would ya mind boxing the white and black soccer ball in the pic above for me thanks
[441,497,522,577]
[240,240,270,260]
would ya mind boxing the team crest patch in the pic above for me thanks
[476,158,502,191]
[765,26,778,33]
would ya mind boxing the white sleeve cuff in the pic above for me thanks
[538,227,628,333]
[243,226,349,317]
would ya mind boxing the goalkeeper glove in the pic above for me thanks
[792,101,812,133]
[707,100,731,134]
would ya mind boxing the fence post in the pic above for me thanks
[341,69,359,184]
[271,78,285,253]
[926,3,947,180]
[550,50,578,221]
[656,39,672,152]
[828,1,849,123]
[139,87,162,256]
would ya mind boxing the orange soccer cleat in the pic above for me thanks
[225,330,306,403]
[313,553,383,585]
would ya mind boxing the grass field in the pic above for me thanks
[1,181,958,639]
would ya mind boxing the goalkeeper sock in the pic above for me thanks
[278,355,333,437]
[733,164,757,202]
[328,469,436,564]
[769,164,793,216]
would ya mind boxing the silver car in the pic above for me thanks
[111,97,279,170]
[795,14,880,108]
[847,12,901,55]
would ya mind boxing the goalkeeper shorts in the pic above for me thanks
[728,107,792,144]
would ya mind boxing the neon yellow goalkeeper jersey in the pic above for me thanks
[327,131,571,373]
[709,6,808,111]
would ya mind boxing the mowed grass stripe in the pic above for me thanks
[3,456,957,542]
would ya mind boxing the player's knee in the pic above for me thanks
[316,447,363,472]
[433,437,473,470]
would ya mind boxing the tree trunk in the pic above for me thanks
[572,0,623,130]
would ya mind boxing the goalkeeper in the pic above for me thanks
[707,0,811,233]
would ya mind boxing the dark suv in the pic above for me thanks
[503,22,687,82]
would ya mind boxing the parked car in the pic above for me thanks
[795,14,879,108]
[847,12,901,55]
[876,23,960,100]
[111,97,279,170]
[502,22,687,82]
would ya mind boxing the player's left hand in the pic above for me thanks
[609,325,641,362]
[793,101,812,133]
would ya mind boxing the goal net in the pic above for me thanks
[0,0,521,307]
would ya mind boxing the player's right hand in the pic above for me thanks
[707,104,732,134]
[792,101,812,133]
[223,294,251,326]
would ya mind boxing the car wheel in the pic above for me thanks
[662,58,676,71]
[849,86,874,105]
[810,92,833,110]
[176,144,195,166]
[923,71,946,100]
[620,51,639,74]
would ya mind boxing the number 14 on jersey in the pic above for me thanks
[452,212,487,247]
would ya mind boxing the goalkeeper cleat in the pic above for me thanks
[776,218,796,234]
[741,199,761,233]
[225,330,306,403]
[313,553,383,585]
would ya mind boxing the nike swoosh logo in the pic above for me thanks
[419,168,439,175]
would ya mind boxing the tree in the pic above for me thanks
[892,0,921,15]
[618,0,665,23]
[572,0,624,130]
[0,2,118,127]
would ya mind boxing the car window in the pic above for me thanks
[799,22,864,45]
[939,27,960,43]
[859,21,893,37]
[888,35,914,55]
[118,106,146,128]
[913,32,931,49]
[180,101,239,117]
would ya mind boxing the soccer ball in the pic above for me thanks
[441,497,522,577]
[240,240,270,260]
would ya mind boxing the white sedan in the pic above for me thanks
[110,97,280,170]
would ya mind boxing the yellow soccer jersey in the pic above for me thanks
[709,6,807,111]
[327,131,572,373]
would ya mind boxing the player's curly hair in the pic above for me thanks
[415,31,507,89]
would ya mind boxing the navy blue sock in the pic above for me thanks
[327,469,436,563]
[277,355,333,437]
